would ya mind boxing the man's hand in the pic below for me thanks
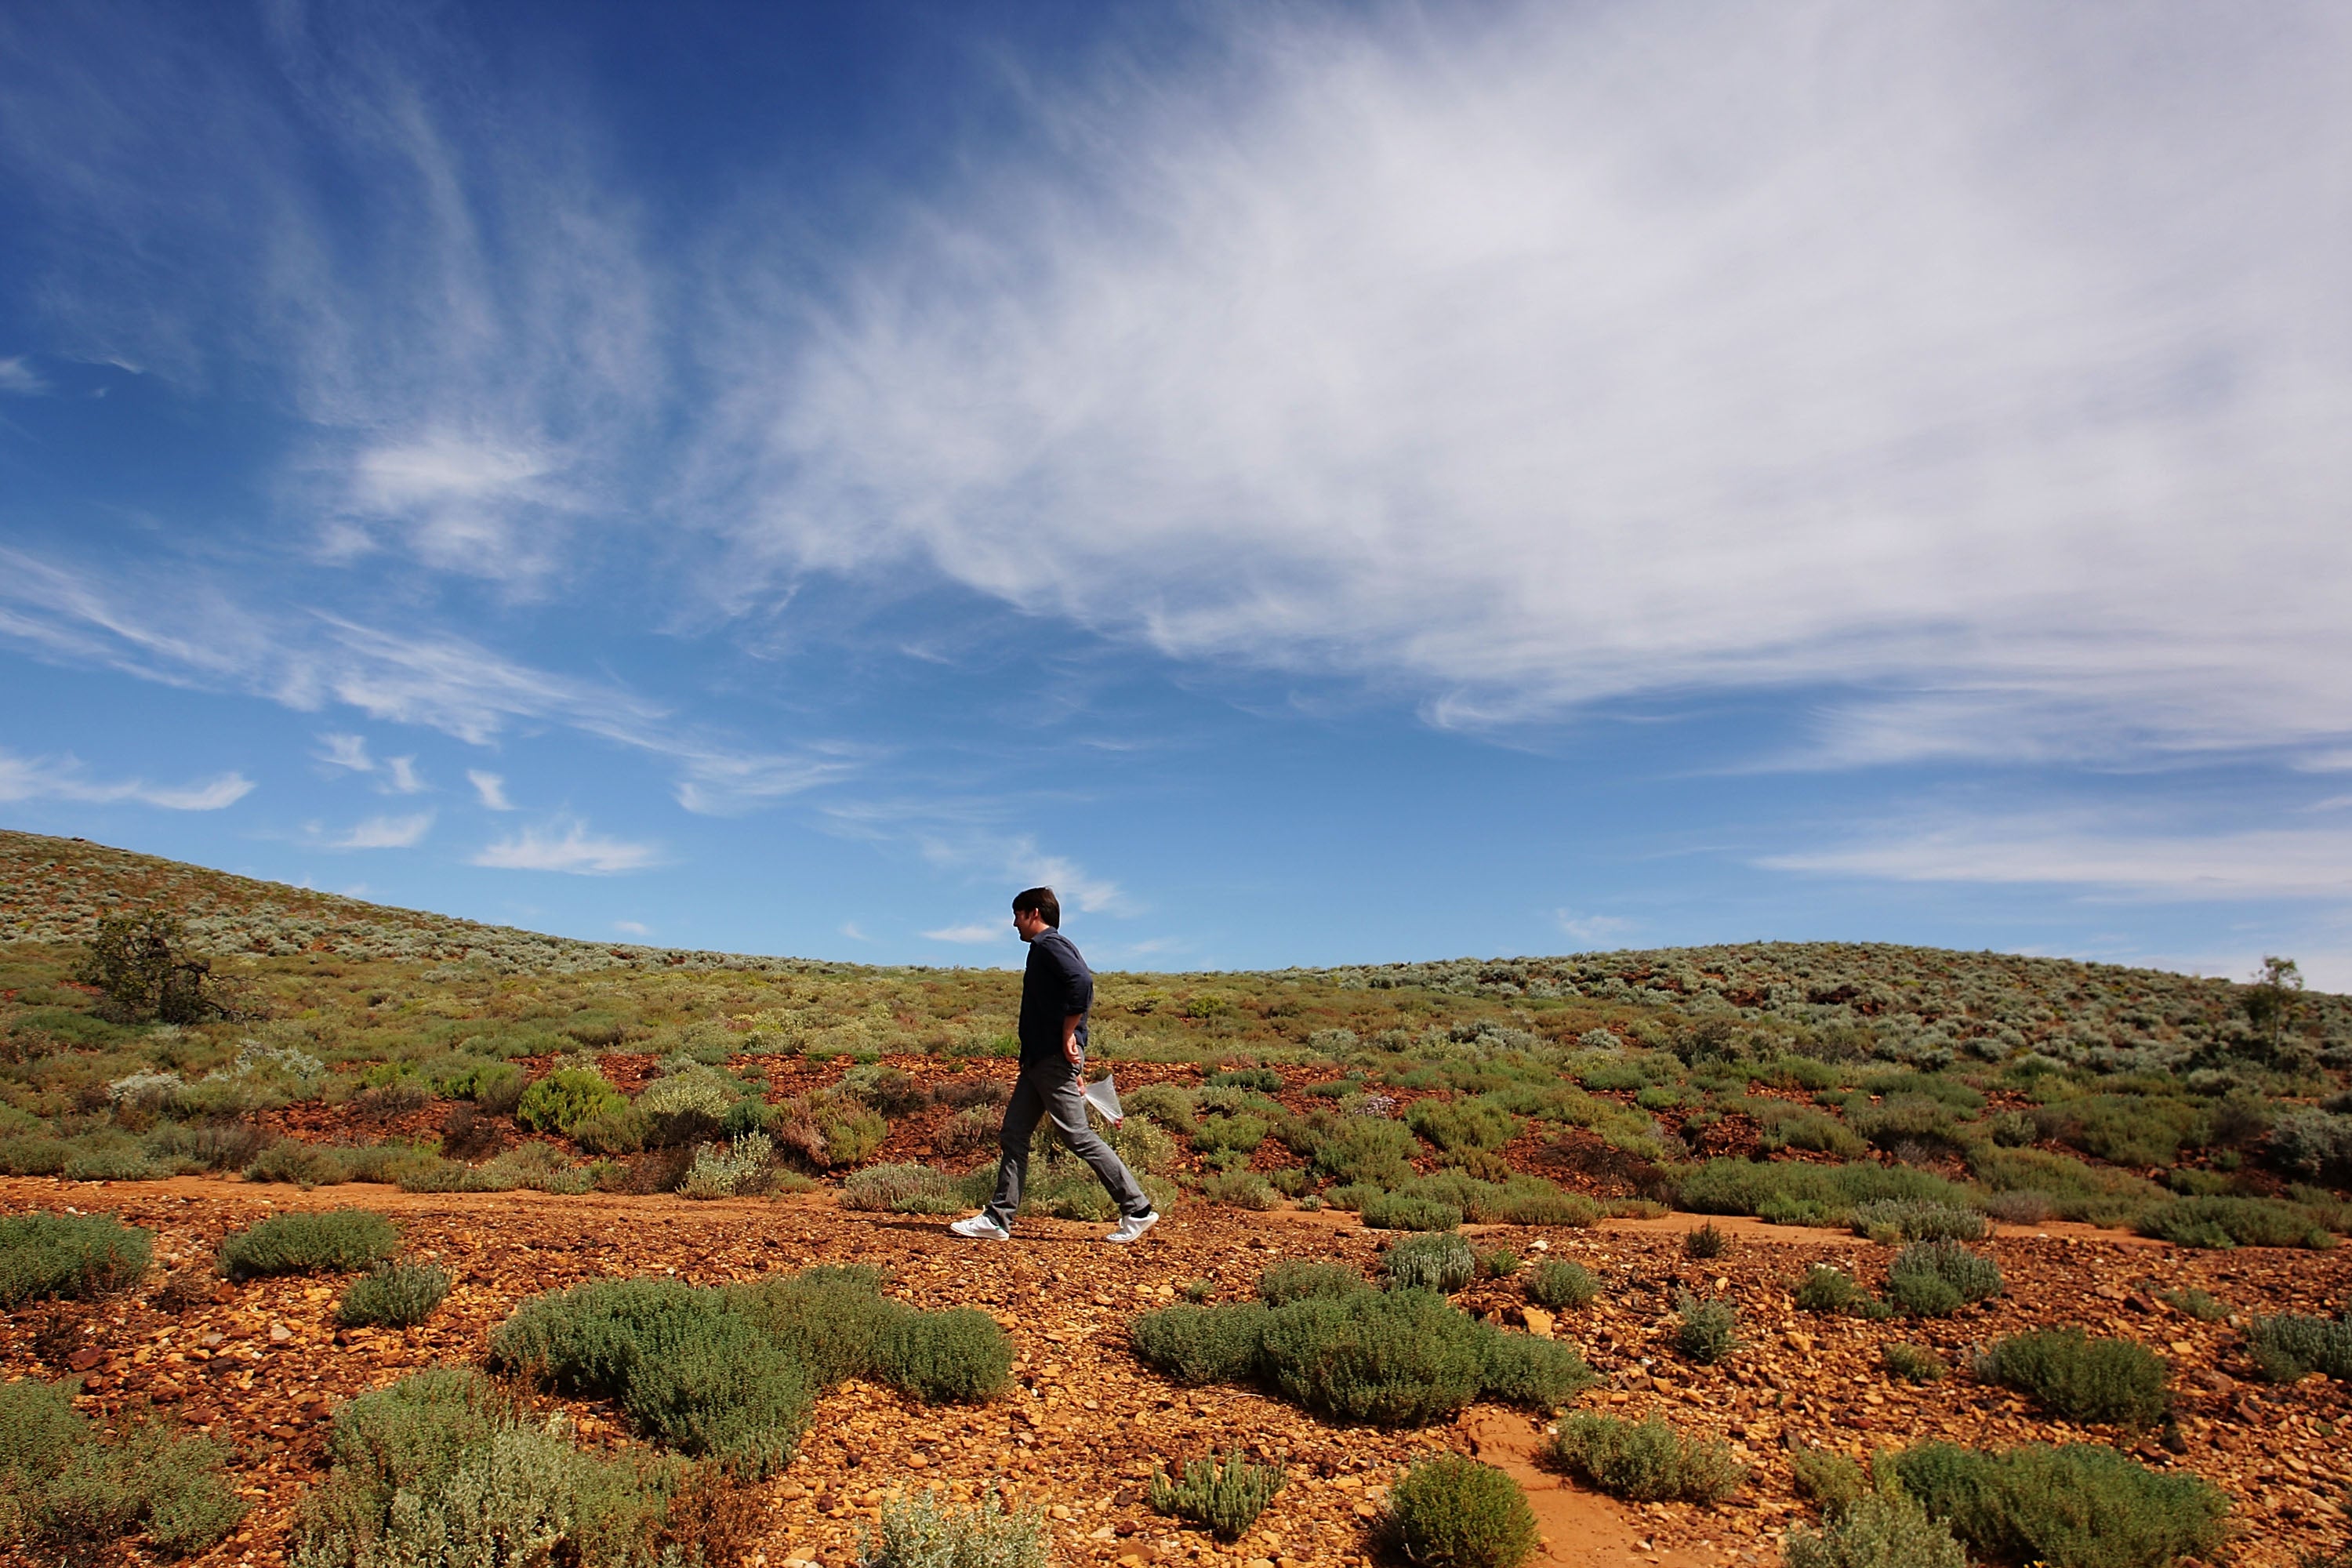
[1062,1013,1085,1069]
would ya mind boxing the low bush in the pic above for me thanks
[219,1210,399,1279]
[1205,1068,1283,1093]
[1525,1259,1599,1309]
[338,1261,452,1328]
[1193,1112,1274,1159]
[1307,1116,1421,1188]
[862,1489,1046,1568]
[1385,1232,1477,1294]
[0,1210,152,1307]
[1886,1241,2000,1316]
[727,1265,906,1385]
[1359,1193,1463,1232]
[2245,1312,2352,1382]
[244,1142,350,1187]
[1892,1441,2227,1568]
[2158,1287,2226,1321]
[1543,1414,1744,1504]
[2136,1195,2333,1250]
[291,1369,689,1568]
[1784,1489,1968,1568]
[679,1132,775,1200]
[1674,1294,1737,1363]
[1388,1454,1537,1568]
[1794,1265,1867,1314]
[1675,1158,1974,1227]
[1200,1169,1280,1210]
[1149,1450,1286,1542]
[1131,1303,1272,1385]
[1683,1222,1728,1259]
[875,1308,1014,1403]
[841,1162,956,1212]
[1475,1327,1599,1411]
[1968,1145,2162,1229]
[0,1377,245,1559]
[1789,1446,1867,1513]
[1882,1343,1947,1383]
[1479,1248,1520,1279]
[1849,1200,1987,1243]
[570,1105,652,1156]
[1257,1260,1367,1306]
[514,1067,626,1136]
[1982,1189,2054,1225]
[1406,1098,1522,1157]
[1978,1329,2170,1425]
[2267,1107,2352,1178]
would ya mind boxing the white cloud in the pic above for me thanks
[613,919,651,936]
[329,812,434,849]
[472,817,659,874]
[0,749,255,811]
[1764,815,2352,900]
[381,755,424,793]
[923,920,1007,945]
[0,356,49,395]
[702,4,2352,770]
[467,769,514,810]
[317,732,372,772]
[673,746,867,815]
[1554,910,1635,946]
[840,921,872,942]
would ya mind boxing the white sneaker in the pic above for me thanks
[1104,1210,1160,1244]
[949,1214,1011,1240]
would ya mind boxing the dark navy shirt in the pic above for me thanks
[1018,928,1093,1068]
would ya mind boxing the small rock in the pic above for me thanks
[1523,1307,1555,1340]
[2126,1292,2159,1314]
[269,1324,293,1343]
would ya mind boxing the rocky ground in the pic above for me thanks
[5,1179,2350,1568]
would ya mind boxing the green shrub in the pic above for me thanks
[1893,1442,2227,1568]
[1674,1294,1738,1363]
[514,1068,626,1136]
[1789,1446,1867,1513]
[862,1489,1047,1568]
[1525,1259,1599,1309]
[2157,1287,2226,1322]
[1479,1248,1521,1279]
[1257,1289,1487,1425]
[1794,1265,1867,1314]
[219,1210,399,1279]
[570,1105,652,1156]
[1125,1084,1197,1131]
[1200,1169,1280,1210]
[2245,1313,2352,1381]
[1979,1330,2169,1425]
[1474,1326,1597,1411]
[1675,1158,1973,1226]
[1385,1232,1477,1293]
[1388,1454,1536,1568]
[1849,1200,1987,1243]
[1257,1259,1367,1306]
[0,1211,153,1307]
[1131,1303,1272,1385]
[1205,1068,1283,1093]
[1968,1145,2162,1229]
[291,1369,678,1568]
[0,1377,245,1559]
[1406,1098,1521,1156]
[843,1162,960,1213]
[1683,1222,1728,1259]
[1193,1112,1273,1157]
[1543,1414,1744,1504]
[338,1261,452,1328]
[1149,1450,1286,1541]
[1308,1116,1421,1187]
[725,1265,906,1385]
[2136,1195,2332,1250]
[875,1308,1014,1403]
[1886,1241,2000,1316]
[244,1142,349,1187]
[1882,1343,1947,1383]
[1784,1489,1967,1568]
[1359,1193,1463,1232]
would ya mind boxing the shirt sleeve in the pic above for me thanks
[1051,937,1093,1015]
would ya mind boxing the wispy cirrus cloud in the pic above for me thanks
[466,770,514,810]
[0,356,49,395]
[0,748,254,811]
[1763,815,2352,901]
[473,816,659,874]
[922,920,1007,945]
[325,812,434,850]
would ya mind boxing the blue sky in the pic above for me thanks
[4,2,2350,983]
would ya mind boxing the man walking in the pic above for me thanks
[950,887,1160,1243]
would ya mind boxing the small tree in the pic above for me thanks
[74,912,231,1024]
[2241,956,2304,1060]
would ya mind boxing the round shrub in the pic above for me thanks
[1893,1442,2227,1568]
[513,1068,625,1136]
[219,1210,399,1279]
[877,1307,1014,1403]
[1887,1240,2000,1317]
[1674,1294,1738,1363]
[1474,1326,1596,1411]
[1258,1259,1368,1305]
[1385,1232,1477,1293]
[1258,1289,1486,1426]
[1544,1414,1744,1504]
[1979,1330,2169,1426]
[1389,1454,1537,1568]
[1795,1264,1868,1314]
[1131,1304,1272,1385]
[338,1261,452,1328]
[1524,1259,1599,1310]
[1784,1489,1967,1568]
[1359,1193,1464,1232]
[0,1211,153,1307]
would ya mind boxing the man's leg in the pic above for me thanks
[1037,1072,1152,1219]
[981,1073,1048,1230]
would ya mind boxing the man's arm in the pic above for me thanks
[1062,1013,1085,1067]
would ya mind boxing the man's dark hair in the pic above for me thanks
[1012,887,1060,928]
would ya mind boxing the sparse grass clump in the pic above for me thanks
[1199,1169,1280,1210]
[1525,1259,1600,1310]
[0,1377,245,1559]
[1385,1232,1477,1294]
[1149,1450,1286,1541]
[1674,1294,1738,1363]
[1543,1414,1744,1504]
[219,1210,399,1279]
[1893,1441,2227,1568]
[0,1210,152,1307]
[1882,1343,1947,1383]
[337,1261,452,1328]
[2245,1313,2352,1382]
[1784,1489,1968,1568]
[862,1490,1047,1568]
[2158,1287,2226,1322]
[1388,1454,1537,1568]
[1683,1222,1728,1259]
[1886,1240,2000,1316]
[1794,1265,1867,1315]
[1978,1329,2170,1425]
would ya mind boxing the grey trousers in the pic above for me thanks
[982,1063,1152,1226]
